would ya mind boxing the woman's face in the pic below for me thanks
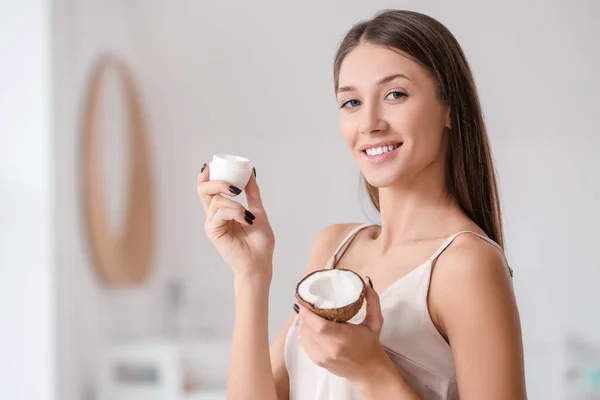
[336,42,450,188]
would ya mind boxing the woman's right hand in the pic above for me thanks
[197,164,275,282]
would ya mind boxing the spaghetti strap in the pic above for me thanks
[324,223,375,269]
[428,231,513,277]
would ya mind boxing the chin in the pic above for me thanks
[362,171,405,188]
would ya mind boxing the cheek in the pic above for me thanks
[392,101,445,153]
[339,114,357,148]
[386,100,423,134]
[414,113,446,156]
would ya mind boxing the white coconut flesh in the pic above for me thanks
[298,269,364,309]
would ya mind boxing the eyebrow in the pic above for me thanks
[337,73,411,93]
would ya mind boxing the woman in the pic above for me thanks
[197,9,527,400]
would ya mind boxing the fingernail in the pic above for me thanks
[200,163,207,173]
[229,185,242,195]
[253,167,256,178]
[245,215,254,225]
[245,210,256,220]
[366,276,374,289]
[293,304,300,313]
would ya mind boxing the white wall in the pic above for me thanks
[54,1,600,399]
[0,1,55,400]
[53,1,171,398]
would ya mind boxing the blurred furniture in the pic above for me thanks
[95,340,230,400]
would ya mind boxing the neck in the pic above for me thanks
[376,158,461,251]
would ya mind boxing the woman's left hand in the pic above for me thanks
[297,278,389,384]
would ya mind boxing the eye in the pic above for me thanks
[385,91,407,100]
[340,99,361,109]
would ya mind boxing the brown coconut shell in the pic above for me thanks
[295,268,366,323]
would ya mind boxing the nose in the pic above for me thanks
[358,103,388,135]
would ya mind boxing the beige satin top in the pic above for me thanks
[284,223,512,399]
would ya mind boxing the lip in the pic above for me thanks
[358,140,403,151]
[360,142,402,164]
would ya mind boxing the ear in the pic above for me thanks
[444,106,451,130]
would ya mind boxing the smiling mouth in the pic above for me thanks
[362,143,402,156]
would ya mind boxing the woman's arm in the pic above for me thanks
[270,223,361,398]
[270,313,297,400]
[196,167,278,400]
[429,235,527,399]
[351,355,419,400]
[228,273,278,400]
[228,223,360,400]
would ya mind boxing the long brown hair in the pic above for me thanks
[334,10,504,248]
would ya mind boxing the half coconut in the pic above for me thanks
[295,268,366,323]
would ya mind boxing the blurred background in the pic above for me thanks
[1,0,599,399]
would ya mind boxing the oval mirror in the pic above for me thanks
[81,54,155,285]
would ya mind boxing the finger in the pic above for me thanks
[207,207,254,233]
[207,194,253,219]
[197,163,209,185]
[207,196,255,225]
[197,162,215,212]
[198,176,244,213]
[297,319,326,359]
[360,277,383,334]
[243,171,265,213]
[298,305,345,336]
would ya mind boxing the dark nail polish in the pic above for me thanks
[245,210,256,220]
[229,185,242,195]
[293,304,299,313]
[367,276,374,289]
[253,167,256,178]
[200,163,207,173]
[245,215,254,225]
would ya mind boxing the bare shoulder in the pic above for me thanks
[313,223,362,252]
[304,223,362,273]
[433,232,512,288]
[430,233,514,320]
[429,233,526,398]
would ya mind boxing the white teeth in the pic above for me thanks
[365,144,398,156]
